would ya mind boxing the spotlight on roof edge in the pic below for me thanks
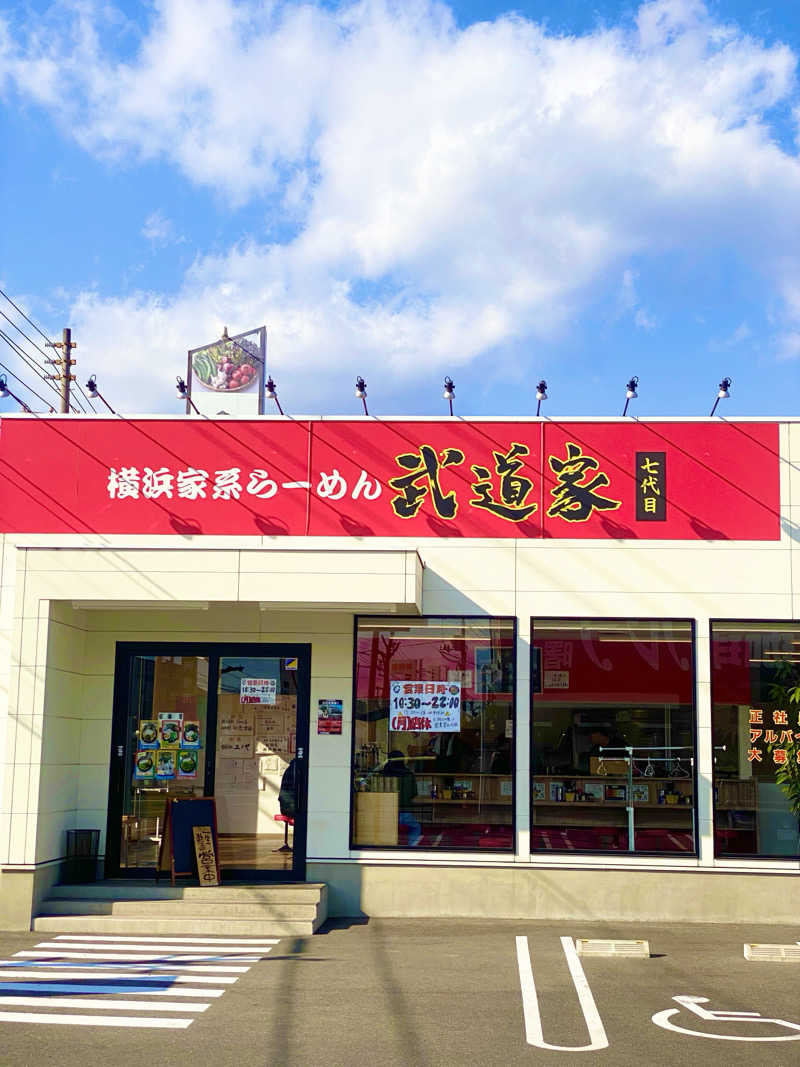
[710,376,732,417]
[85,374,116,414]
[355,376,369,416]
[622,375,639,417]
[265,375,284,416]
[535,379,548,416]
[443,375,455,416]
[0,375,32,413]
[176,375,201,415]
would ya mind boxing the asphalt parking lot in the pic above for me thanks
[1,920,800,1066]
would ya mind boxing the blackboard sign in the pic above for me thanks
[158,797,221,885]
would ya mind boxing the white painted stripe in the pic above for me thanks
[0,1010,193,1028]
[32,947,270,964]
[0,967,239,982]
[0,964,246,977]
[15,951,260,962]
[0,981,224,996]
[515,935,609,1052]
[0,996,210,1012]
[52,935,279,946]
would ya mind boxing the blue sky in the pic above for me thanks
[1,0,800,417]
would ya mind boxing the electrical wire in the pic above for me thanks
[0,289,98,413]
[0,330,85,412]
[0,329,85,412]
[0,308,53,365]
[0,353,59,411]
[0,286,52,343]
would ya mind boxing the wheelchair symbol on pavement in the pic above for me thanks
[652,995,800,1042]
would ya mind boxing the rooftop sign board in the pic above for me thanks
[187,326,266,417]
[0,419,779,539]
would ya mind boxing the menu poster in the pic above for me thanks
[134,750,157,778]
[177,749,199,778]
[274,693,297,714]
[240,678,277,705]
[182,720,201,748]
[159,713,182,747]
[139,720,159,750]
[156,750,176,779]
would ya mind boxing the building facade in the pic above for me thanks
[0,414,798,929]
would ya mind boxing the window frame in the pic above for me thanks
[529,615,699,858]
[350,613,517,853]
[709,617,800,861]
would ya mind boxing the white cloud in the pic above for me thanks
[142,210,178,244]
[708,320,751,350]
[3,0,800,410]
[616,269,657,329]
[775,331,800,361]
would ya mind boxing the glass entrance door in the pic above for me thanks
[107,643,310,881]
[214,656,303,874]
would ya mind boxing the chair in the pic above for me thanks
[273,813,293,852]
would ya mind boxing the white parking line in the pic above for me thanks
[0,996,211,1012]
[0,968,237,983]
[35,941,273,954]
[14,951,260,962]
[516,935,609,1052]
[0,981,226,996]
[0,1011,193,1028]
[52,935,279,946]
[3,957,250,972]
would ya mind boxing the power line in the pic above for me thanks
[0,286,52,344]
[0,289,98,413]
[0,330,85,412]
[0,351,60,410]
[0,308,52,366]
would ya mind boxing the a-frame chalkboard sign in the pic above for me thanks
[158,796,221,886]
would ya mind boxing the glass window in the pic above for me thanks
[531,619,696,854]
[711,622,800,858]
[120,655,209,869]
[352,616,515,850]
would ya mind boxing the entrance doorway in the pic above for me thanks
[106,642,310,881]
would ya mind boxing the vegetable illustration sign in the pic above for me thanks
[187,325,266,417]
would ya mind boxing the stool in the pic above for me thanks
[273,813,294,852]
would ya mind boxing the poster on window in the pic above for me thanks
[156,750,176,779]
[138,720,159,749]
[134,751,156,778]
[182,721,201,748]
[389,681,461,732]
[177,749,198,778]
[218,733,254,758]
[219,708,254,736]
[158,712,182,746]
[240,678,277,705]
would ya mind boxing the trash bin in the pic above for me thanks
[64,828,100,884]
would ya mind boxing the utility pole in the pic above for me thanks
[45,328,77,413]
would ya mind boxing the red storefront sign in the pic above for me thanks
[0,418,779,539]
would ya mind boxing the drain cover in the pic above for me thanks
[745,943,800,963]
[575,939,650,958]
